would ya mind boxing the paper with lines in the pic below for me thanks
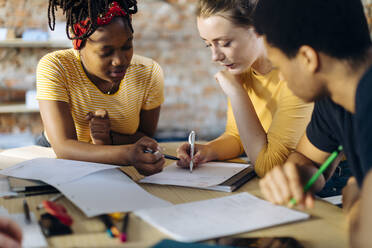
[140,162,249,187]
[135,192,310,242]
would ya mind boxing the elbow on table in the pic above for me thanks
[253,149,290,178]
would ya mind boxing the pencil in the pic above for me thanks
[289,145,343,206]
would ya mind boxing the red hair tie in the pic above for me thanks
[73,1,127,50]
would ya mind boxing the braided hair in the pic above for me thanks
[48,0,137,41]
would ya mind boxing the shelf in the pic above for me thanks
[0,39,72,48]
[0,104,39,113]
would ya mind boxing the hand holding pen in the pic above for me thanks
[259,146,343,208]
[176,131,214,170]
[144,147,180,161]
[129,137,165,176]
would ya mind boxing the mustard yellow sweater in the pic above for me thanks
[220,68,313,177]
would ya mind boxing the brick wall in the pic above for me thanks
[1,0,372,141]
[0,0,225,140]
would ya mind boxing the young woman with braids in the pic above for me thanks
[36,0,165,176]
[177,0,314,177]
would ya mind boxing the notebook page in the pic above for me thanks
[140,162,250,187]
[55,168,172,217]
[0,145,55,159]
[0,158,119,185]
[135,192,309,242]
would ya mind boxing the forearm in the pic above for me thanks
[349,172,372,248]
[348,199,365,248]
[205,133,242,161]
[111,131,146,145]
[51,139,132,165]
[229,90,267,165]
[287,151,326,192]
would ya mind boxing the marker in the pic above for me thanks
[289,145,343,206]
[120,213,129,242]
[37,193,63,210]
[23,199,31,224]
[99,214,116,238]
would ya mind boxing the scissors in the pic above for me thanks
[188,131,196,173]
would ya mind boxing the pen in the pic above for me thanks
[163,154,180,161]
[5,189,60,199]
[23,199,31,224]
[188,131,195,173]
[144,149,180,160]
[120,213,129,242]
[289,145,343,206]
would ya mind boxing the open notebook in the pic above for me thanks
[140,162,256,192]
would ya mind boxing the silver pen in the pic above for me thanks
[188,131,196,173]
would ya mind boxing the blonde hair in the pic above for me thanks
[196,0,258,27]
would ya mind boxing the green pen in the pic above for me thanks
[289,145,343,206]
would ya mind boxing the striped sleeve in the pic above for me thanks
[36,53,69,103]
[142,61,164,110]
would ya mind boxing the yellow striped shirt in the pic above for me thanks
[36,49,164,143]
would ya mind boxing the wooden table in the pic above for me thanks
[0,142,348,247]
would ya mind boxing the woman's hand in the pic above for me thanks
[214,70,245,97]
[176,143,215,169]
[86,109,111,145]
[127,136,165,176]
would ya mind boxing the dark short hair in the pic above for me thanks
[253,0,371,63]
[196,0,258,28]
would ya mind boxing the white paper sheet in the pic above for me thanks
[0,207,47,248]
[0,145,55,159]
[55,169,172,217]
[0,155,27,170]
[0,158,119,185]
[322,195,342,205]
[140,162,249,188]
[0,175,17,197]
[0,158,171,217]
[135,192,310,242]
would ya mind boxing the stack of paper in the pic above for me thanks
[0,158,171,217]
[0,145,55,170]
[135,193,310,242]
